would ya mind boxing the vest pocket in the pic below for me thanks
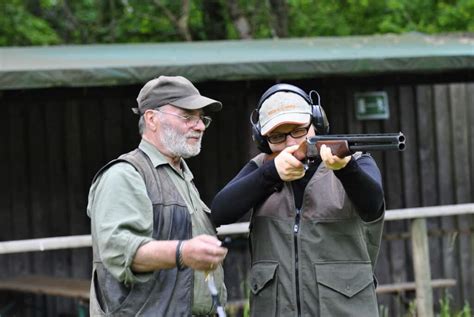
[249,261,279,317]
[92,265,135,314]
[314,262,378,316]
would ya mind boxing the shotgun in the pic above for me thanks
[303,132,406,159]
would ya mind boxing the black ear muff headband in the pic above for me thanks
[250,83,329,154]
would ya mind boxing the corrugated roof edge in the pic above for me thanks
[0,33,473,90]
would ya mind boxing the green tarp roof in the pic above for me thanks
[1,33,473,90]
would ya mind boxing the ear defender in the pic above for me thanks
[308,90,330,135]
[250,83,329,154]
[250,111,273,154]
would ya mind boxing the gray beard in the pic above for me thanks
[159,124,202,159]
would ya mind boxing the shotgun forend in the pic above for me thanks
[306,132,406,158]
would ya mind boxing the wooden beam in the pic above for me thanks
[385,203,474,221]
[0,235,91,255]
[0,204,473,253]
[225,278,457,309]
[0,275,90,300]
[376,278,456,294]
[411,218,434,317]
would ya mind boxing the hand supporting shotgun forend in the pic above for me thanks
[304,132,406,159]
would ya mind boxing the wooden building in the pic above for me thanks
[0,33,473,316]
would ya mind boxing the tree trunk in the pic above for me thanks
[201,0,227,40]
[25,0,42,16]
[225,1,252,39]
[154,0,192,41]
[268,0,288,38]
[62,1,87,43]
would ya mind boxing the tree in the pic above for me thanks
[201,0,228,40]
[154,0,192,41]
[0,0,60,46]
[0,0,472,46]
[226,0,252,39]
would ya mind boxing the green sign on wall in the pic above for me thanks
[354,91,389,120]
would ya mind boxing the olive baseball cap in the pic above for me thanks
[132,75,222,114]
[259,91,312,135]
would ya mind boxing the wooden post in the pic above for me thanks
[411,218,434,317]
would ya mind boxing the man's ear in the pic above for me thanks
[144,110,158,132]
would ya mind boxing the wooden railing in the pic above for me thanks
[0,203,473,317]
[216,203,474,317]
[0,235,91,254]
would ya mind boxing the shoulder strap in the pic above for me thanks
[91,148,165,202]
[91,149,149,183]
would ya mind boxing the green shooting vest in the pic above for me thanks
[89,149,194,316]
[248,154,384,317]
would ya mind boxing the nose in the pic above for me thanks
[286,135,299,147]
[193,119,206,132]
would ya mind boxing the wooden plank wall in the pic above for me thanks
[0,87,140,315]
[0,76,472,315]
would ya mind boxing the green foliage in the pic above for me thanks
[440,292,452,317]
[440,291,473,317]
[0,0,473,46]
[405,298,417,317]
[460,302,473,317]
[0,0,60,46]
[287,0,474,36]
[378,304,389,317]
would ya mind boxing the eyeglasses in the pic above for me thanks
[154,109,212,128]
[266,126,310,144]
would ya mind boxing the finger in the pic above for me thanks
[286,156,304,168]
[199,242,228,258]
[320,149,329,162]
[288,166,305,176]
[211,247,228,256]
[279,150,304,166]
[283,144,300,154]
[324,144,336,158]
[319,144,329,160]
[196,234,222,246]
[210,253,226,265]
[284,146,306,165]
[284,170,305,182]
[200,253,226,270]
[321,145,337,163]
[323,144,334,156]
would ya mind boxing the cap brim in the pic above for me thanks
[261,113,310,136]
[171,95,222,112]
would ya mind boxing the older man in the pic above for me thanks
[87,76,227,316]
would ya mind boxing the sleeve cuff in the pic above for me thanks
[333,157,359,177]
[122,237,154,285]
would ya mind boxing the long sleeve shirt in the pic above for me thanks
[211,154,384,226]
[87,139,225,314]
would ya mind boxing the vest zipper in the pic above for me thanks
[294,208,301,317]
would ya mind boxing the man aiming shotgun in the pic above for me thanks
[211,83,401,317]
